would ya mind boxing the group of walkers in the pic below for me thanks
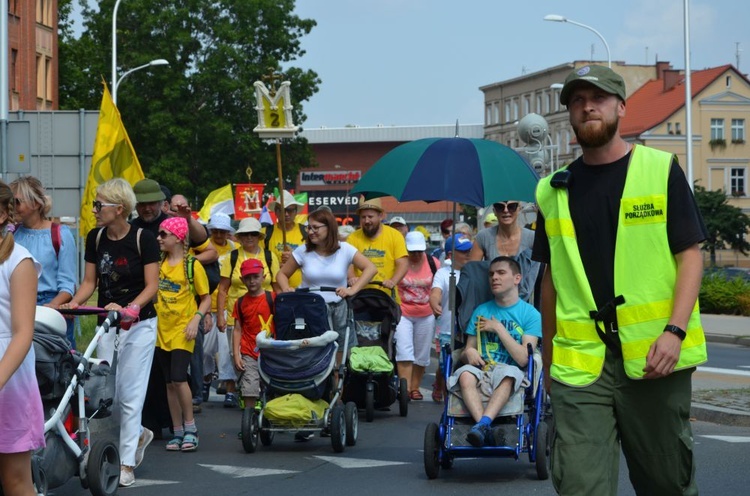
[1,64,708,496]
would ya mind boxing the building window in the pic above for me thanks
[523,95,530,116]
[563,129,571,153]
[730,167,746,196]
[36,0,53,27]
[554,90,560,112]
[485,105,492,125]
[545,93,551,115]
[10,49,17,92]
[536,94,542,114]
[512,99,519,121]
[493,103,500,124]
[726,76,732,88]
[45,57,53,101]
[504,101,511,123]
[711,118,725,140]
[731,119,745,143]
[675,122,682,135]
[667,122,673,134]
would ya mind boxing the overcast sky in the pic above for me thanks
[291,0,750,128]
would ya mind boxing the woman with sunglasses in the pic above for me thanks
[216,217,279,408]
[470,201,540,303]
[276,208,377,363]
[10,176,78,347]
[60,178,160,487]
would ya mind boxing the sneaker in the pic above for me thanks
[466,423,494,447]
[119,465,135,487]
[201,382,211,402]
[134,428,154,469]
[192,403,202,414]
[224,392,237,408]
[294,431,314,442]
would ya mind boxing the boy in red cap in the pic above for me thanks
[232,258,275,413]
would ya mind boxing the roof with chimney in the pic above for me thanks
[620,64,749,138]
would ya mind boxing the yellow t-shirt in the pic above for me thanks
[219,247,279,325]
[347,225,408,303]
[210,240,236,312]
[155,257,209,352]
[264,222,306,288]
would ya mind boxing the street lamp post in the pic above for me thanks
[112,0,124,105]
[544,14,611,68]
[112,59,170,104]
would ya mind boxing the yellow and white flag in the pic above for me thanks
[79,82,145,237]
[198,184,235,222]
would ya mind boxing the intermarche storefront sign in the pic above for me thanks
[299,170,362,187]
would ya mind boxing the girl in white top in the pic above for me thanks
[277,209,377,360]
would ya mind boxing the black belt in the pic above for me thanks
[589,295,626,358]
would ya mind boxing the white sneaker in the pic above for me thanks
[119,466,135,487]
[134,428,154,469]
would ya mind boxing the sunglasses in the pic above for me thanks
[493,202,519,213]
[13,197,25,206]
[92,200,121,213]
[306,224,326,233]
[157,230,174,239]
[238,232,261,237]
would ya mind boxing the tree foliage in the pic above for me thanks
[58,0,320,204]
[694,185,750,266]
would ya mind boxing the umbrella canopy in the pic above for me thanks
[350,137,539,207]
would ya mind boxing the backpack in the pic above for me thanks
[426,254,437,276]
[201,259,221,295]
[50,222,61,256]
[229,248,274,281]
[95,227,142,255]
[237,291,275,321]
[263,223,307,252]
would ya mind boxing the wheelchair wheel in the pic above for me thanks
[87,440,120,496]
[365,383,375,422]
[398,378,409,417]
[241,409,259,453]
[330,405,346,453]
[345,402,358,446]
[423,422,440,479]
[259,416,274,446]
[535,419,551,480]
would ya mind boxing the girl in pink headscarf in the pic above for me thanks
[155,217,211,453]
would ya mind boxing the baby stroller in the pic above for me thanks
[240,288,359,453]
[29,306,121,496]
[343,288,408,422]
[423,261,552,480]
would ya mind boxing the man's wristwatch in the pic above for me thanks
[663,324,686,341]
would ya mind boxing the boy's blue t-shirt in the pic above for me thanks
[465,299,542,367]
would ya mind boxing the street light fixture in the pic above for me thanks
[544,14,611,68]
[112,59,170,104]
[112,0,124,104]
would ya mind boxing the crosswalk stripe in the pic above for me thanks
[700,435,750,443]
[314,455,409,468]
[199,464,299,477]
[697,366,750,378]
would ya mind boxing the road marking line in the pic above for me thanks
[199,464,298,477]
[700,435,750,443]
[697,366,750,377]
[314,455,409,468]
[132,479,180,486]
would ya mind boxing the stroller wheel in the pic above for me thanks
[87,440,120,496]
[398,378,409,417]
[365,383,375,423]
[344,402,358,446]
[535,419,551,480]
[241,409,259,453]
[423,422,441,479]
[31,455,48,496]
[259,416,274,447]
[330,405,346,453]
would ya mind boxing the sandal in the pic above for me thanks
[181,432,199,452]
[431,383,443,403]
[409,390,424,401]
[165,436,182,451]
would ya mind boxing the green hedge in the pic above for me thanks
[699,274,750,315]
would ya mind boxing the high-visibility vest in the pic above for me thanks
[536,145,707,386]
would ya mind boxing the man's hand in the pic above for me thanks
[478,316,505,336]
[217,313,227,332]
[234,353,245,371]
[280,248,292,265]
[203,313,214,333]
[463,347,486,369]
[643,332,682,379]
[382,279,396,289]
[184,317,199,340]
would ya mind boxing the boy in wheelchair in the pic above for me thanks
[448,256,541,447]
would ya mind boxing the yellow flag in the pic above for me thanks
[198,184,235,222]
[79,82,145,237]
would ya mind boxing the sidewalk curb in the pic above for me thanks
[691,403,750,427]
[704,333,750,347]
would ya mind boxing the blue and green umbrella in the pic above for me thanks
[350,137,539,207]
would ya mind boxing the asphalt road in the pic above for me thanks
[46,342,750,496]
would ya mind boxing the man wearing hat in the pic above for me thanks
[533,65,707,495]
[132,178,169,235]
[347,197,408,301]
[264,190,307,289]
[388,216,408,237]
[429,233,473,402]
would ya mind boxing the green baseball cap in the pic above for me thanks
[560,65,626,106]
[133,178,166,203]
